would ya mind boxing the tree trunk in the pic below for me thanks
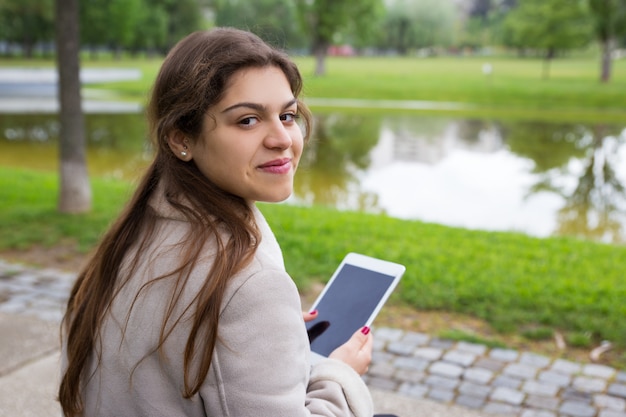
[600,38,613,83]
[313,41,328,76]
[542,48,555,80]
[55,0,92,213]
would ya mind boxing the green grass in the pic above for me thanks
[2,166,626,356]
[1,54,625,122]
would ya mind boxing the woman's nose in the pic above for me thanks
[264,119,293,149]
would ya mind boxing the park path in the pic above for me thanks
[1,259,626,417]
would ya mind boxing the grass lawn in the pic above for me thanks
[2,166,626,367]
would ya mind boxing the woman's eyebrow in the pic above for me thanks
[221,98,297,114]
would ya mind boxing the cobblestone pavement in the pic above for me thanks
[2,259,626,417]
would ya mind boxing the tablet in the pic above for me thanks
[306,252,405,362]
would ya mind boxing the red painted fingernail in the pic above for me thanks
[309,310,318,315]
[361,326,370,335]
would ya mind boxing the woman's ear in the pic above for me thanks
[167,130,192,161]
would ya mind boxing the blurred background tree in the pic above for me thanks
[589,0,626,82]
[0,0,54,57]
[2,0,625,80]
[501,0,593,78]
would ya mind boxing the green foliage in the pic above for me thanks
[521,327,554,341]
[0,0,54,56]
[566,332,594,348]
[295,0,384,52]
[378,0,457,54]
[213,0,306,49]
[78,0,208,56]
[502,0,593,55]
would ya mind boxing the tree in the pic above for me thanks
[0,0,54,57]
[295,0,384,76]
[214,0,306,49]
[56,0,91,213]
[502,0,593,78]
[589,0,626,83]
[79,0,143,58]
[379,0,457,55]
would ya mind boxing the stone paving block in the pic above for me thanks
[561,388,593,403]
[428,338,454,349]
[459,381,492,399]
[521,410,557,417]
[424,374,460,390]
[609,384,626,399]
[398,382,428,398]
[394,369,425,383]
[365,376,399,391]
[617,372,626,383]
[372,351,395,364]
[400,331,430,346]
[599,411,626,417]
[369,362,396,379]
[491,386,525,405]
[559,400,596,417]
[456,394,485,409]
[392,356,430,371]
[522,380,560,397]
[538,370,572,387]
[413,347,443,361]
[456,341,488,356]
[504,362,539,380]
[524,394,560,411]
[520,352,552,369]
[482,402,521,415]
[428,388,455,403]
[443,350,477,367]
[551,359,582,375]
[583,363,616,379]
[573,376,608,393]
[464,367,494,384]
[429,361,464,378]
[490,348,520,362]
[493,375,523,389]
[474,357,506,372]
[594,394,626,411]
[374,327,404,342]
[387,341,416,356]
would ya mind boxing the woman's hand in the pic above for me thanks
[302,310,318,322]
[329,326,373,375]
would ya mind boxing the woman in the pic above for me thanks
[59,28,375,416]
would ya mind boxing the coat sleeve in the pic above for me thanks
[201,265,373,417]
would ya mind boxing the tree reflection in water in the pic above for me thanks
[543,126,625,243]
[293,112,382,212]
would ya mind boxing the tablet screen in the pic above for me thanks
[306,264,396,357]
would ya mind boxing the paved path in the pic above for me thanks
[1,259,626,417]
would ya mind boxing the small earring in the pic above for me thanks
[181,151,187,157]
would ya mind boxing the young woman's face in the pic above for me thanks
[190,66,304,203]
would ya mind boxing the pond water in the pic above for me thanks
[2,112,625,244]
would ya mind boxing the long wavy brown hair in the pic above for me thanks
[59,28,312,417]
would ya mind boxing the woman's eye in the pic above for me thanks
[280,112,298,123]
[238,117,259,127]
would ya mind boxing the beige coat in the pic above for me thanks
[69,192,373,416]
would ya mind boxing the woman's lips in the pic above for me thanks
[258,158,292,174]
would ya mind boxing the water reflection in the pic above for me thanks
[1,112,625,243]
[293,114,626,243]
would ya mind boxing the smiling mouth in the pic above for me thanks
[258,158,292,174]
